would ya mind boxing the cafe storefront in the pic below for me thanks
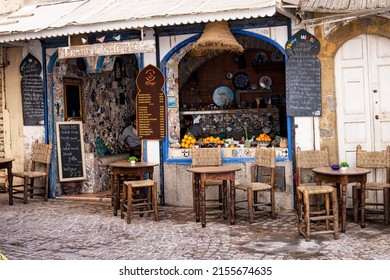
[0,0,300,209]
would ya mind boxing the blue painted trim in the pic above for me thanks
[96,57,104,72]
[41,45,49,143]
[232,30,287,56]
[46,50,59,198]
[160,34,201,164]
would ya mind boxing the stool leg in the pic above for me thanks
[331,188,339,239]
[247,188,254,223]
[303,191,311,241]
[23,177,28,204]
[153,182,159,221]
[271,187,276,219]
[384,187,389,226]
[121,183,127,219]
[147,185,152,217]
[218,184,223,210]
[325,192,330,230]
[127,184,133,224]
[297,190,304,236]
[110,172,114,207]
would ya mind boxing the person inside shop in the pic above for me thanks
[180,115,205,139]
[119,114,141,153]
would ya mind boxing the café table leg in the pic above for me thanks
[230,180,236,225]
[195,179,200,223]
[113,174,119,216]
[200,181,206,228]
[222,180,228,220]
[341,183,347,233]
[360,180,366,228]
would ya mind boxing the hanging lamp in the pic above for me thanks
[187,20,244,57]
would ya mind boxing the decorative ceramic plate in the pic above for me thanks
[259,75,273,88]
[233,72,251,89]
[253,51,268,63]
[226,72,233,79]
[213,86,234,107]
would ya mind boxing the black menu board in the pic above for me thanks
[285,29,322,116]
[20,53,45,125]
[56,121,86,182]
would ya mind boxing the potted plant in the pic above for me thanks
[128,156,138,164]
[339,161,349,171]
[243,121,251,147]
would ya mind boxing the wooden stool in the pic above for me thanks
[121,179,158,224]
[297,185,339,241]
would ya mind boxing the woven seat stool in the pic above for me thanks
[120,179,158,224]
[235,146,276,223]
[352,145,390,225]
[191,147,223,213]
[297,185,339,241]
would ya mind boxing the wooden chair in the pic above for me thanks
[235,146,276,223]
[296,146,339,241]
[10,140,53,204]
[353,145,390,225]
[191,147,223,212]
[121,179,158,224]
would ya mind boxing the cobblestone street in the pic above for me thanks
[1,193,390,260]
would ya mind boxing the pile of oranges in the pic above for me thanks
[181,133,196,148]
[201,136,224,146]
[255,133,271,142]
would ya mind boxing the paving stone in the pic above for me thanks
[1,193,390,260]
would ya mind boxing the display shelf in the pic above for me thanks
[179,108,278,115]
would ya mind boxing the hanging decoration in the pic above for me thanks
[188,20,244,57]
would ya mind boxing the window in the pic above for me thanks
[63,78,83,121]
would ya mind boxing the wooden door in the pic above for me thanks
[335,34,390,206]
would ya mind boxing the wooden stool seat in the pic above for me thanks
[120,179,158,224]
[297,185,339,241]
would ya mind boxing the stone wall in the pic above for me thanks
[50,54,138,194]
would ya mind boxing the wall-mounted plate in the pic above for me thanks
[213,86,234,107]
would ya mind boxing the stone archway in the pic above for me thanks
[314,16,390,164]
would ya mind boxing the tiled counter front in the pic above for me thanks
[168,147,288,160]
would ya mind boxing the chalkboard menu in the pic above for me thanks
[56,121,86,182]
[285,29,322,116]
[136,64,166,139]
[20,53,45,125]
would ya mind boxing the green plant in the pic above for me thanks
[243,121,249,140]
[339,161,349,168]
[128,156,138,162]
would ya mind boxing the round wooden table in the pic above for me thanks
[108,161,158,216]
[312,167,371,233]
[187,166,241,227]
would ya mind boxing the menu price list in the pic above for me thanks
[137,92,166,139]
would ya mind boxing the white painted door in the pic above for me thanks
[335,34,390,206]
